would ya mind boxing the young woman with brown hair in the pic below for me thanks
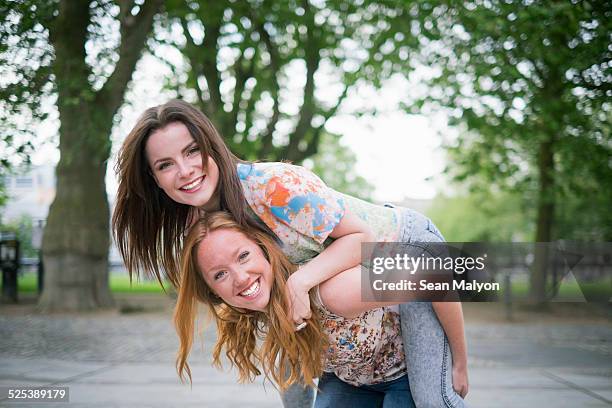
[112,99,468,407]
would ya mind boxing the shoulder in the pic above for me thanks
[237,162,301,182]
[240,162,332,200]
[238,162,345,242]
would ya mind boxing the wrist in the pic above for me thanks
[291,265,315,292]
[453,359,468,370]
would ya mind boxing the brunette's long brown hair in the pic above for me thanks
[174,212,327,391]
[112,99,270,288]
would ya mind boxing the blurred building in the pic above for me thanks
[1,165,124,269]
[2,165,56,224]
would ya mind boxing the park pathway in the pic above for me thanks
[0,298,610,407]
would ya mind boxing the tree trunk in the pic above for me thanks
[39,0,160,312]
[39,151,113,311]
[529,137,555,306]
[39,73,114,310]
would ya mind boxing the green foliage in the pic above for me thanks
[0,214,37,257]
[427,185,612,243]
[426,190,534,242]
[0,0,54,170]
[554,185,612,241]
[3,0,164,310]
[304,132,374,201]
[403,1,612,241]
[158,0,419,164]
[0,170,8,209]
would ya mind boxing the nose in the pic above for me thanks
[233,268,250,289]
[176,159,194,178]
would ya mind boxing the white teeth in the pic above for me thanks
[240,280,260,297]
[181,177,202,191]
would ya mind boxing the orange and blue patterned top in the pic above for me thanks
[238,162,345,263]
[238,162,403,264]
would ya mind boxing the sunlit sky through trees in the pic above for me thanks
[28,51,453,202]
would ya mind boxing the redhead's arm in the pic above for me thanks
[317,265,408,318]
[285,210,374,322]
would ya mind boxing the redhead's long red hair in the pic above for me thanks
[174,211,327,390]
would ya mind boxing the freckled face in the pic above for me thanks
[145,122,220,210]
[198,229,274,312]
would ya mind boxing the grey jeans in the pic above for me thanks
[398,208,467,408]
[282,207,467,408]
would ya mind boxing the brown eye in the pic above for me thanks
[158,162,171,171]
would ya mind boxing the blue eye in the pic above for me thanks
[214,270,227,281]
[238,251,250,262]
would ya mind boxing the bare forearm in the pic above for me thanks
[296,231,368,289]
[432,302,468,367]
[292,209,374,291]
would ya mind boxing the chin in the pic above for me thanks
[258,294,271,312]
[246,299,271,313]
[193,193,215,208]
[179,194,208,208]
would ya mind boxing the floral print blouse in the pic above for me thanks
[315,288,406,386]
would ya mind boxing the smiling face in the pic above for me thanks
[145,121,220,210]
[197,228,274,312]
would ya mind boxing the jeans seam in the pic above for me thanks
[441,337,457,408]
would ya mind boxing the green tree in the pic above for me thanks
[0,214,36,258]
[0,172,8,210]
[403,1,611,304]
[426,190,533,242]
[0,0,43,212]
[2,0,162,311]
[158,0,421,163]
[3,0,422,311]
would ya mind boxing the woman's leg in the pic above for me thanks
[398,208,467,408]
[375,375,416,408]
[316,374,415,408]
[400,302,465,408]
[314,372,384,408]
[281,377,315,408]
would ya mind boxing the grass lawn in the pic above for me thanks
[2,273,168,294]
[3,273,609,300]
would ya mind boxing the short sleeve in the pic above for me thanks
[245,163,346,244]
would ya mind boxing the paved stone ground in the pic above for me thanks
[0,297,610,407]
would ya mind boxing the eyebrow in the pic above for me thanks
[206,246,242,274]
[152,141,198,167]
